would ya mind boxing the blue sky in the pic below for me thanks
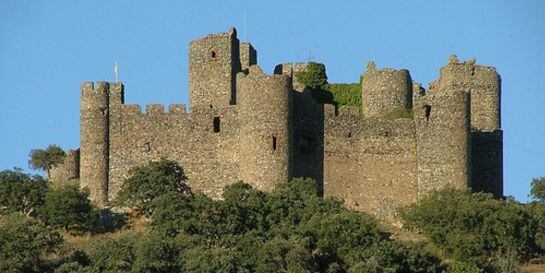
[1,1,544,202]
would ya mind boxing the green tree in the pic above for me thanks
[530,176,545,203]
[28,144,65,176]
[255,236,317,273]
[401,188,543,266]
[300,211,390,269]
[266,178,343,231]
[40,186,97,231]
[0,213,62,273]
[182,246,246,273]
[222,182,269,235]
[116,158,191,215]
[0,169,48,216]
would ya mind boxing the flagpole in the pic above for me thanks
[243,10,247,42]
[114,61,118,83]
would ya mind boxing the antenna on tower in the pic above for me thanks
[114,61,119,82]
[243,10,247,42]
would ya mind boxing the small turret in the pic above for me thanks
[361,61,413,118]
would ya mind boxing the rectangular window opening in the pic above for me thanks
[424,105,432,121]
[213,117,221,133]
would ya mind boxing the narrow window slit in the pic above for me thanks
[213,117,221,133]
[272,136,277,152]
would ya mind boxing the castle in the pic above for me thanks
[51,28,503,220]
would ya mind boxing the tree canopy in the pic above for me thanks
[531,176,545,203]
[116,158,191,216]
[28,144,66,175]
[0,169,48,216]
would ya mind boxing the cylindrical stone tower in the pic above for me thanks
[80,82,109,205]
[361,61,412,118]
[438,56,501,132]
[436,55,503,196]
[415,90,471,195]
[237,65,292,192]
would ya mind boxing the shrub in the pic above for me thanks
[86,233,138,273]
[294,62,328,90]
[327,83,361,108]
[401,188,543,265]
[40,186,97,231]
[182,246,246,273]
[255,236,316,273]
[0,213,62,273]
[132,232,183,273]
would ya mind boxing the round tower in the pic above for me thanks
[437,55,503,196]
[237,66,292,192]
[438,55,501,132]
[361,61,412,118]
[80,82,109,205]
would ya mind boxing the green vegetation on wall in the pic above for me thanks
[294,62,362,113]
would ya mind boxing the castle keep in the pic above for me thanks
[52,28,503,219]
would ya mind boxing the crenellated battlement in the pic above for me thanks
[118,103,189,116]
[71,28,503,221]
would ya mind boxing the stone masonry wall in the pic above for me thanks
[414,90,471,195]
[49,149,80,182]
[322,110,418,221]
[189,28,240,109]
[433,55,503,196]
[108,100,241,199]
[71,29,502,217]
[237,65,292,192]
[361,61,413,118]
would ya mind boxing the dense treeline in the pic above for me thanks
[1,154,545,272]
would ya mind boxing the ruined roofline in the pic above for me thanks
[446,54,498,72]
[189,27,238,45]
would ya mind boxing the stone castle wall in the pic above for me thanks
[49,149,80,182]
[55,28,503,219]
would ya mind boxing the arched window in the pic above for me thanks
[211,51,217,59]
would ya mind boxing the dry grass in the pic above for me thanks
[523,263,545,273]
[45,214,151,267]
